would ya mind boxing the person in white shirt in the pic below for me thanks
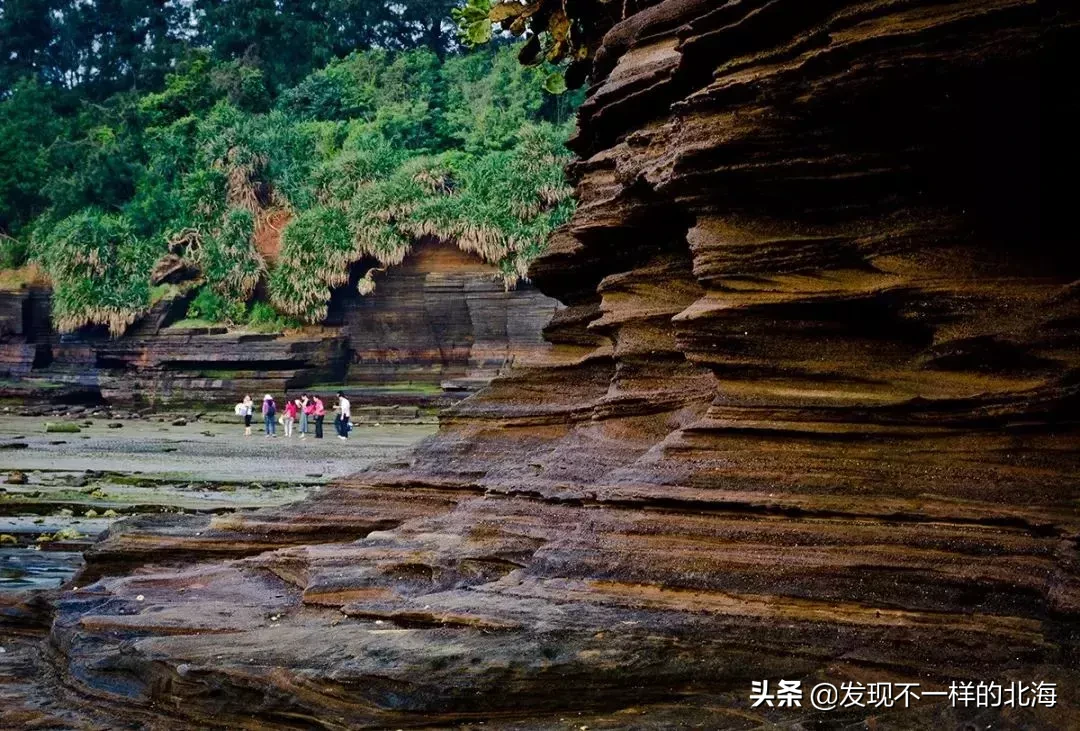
[335,391,351,440]
[236,394,253,436]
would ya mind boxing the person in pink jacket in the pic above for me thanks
[312,396,326,439]
[283,398,299,437]
[300,394,315,439]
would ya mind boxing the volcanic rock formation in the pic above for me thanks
[2,1,1077,728]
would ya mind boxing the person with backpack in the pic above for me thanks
[262,394,277,437]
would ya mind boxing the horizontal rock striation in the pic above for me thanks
[0,241,559,405]
[330,240,561,396]
[0,288,351,404]
[0,289,50,380]
[92,330,350,404]
[3,1,1077,728]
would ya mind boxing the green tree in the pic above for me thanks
[42,95,142,219]
[3,0,192,97]
[33,208,159,334]
[442,46,546,153]
[0,0,59,93]
[4,39,580,334]
[0,79,65,234]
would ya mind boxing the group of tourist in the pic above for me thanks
[235,392,352,440]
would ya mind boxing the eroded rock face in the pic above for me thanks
[330,239,561,395]
[0,241,558,405]
[0,289,50,379]
[92,330,350,403]
[0,289,352,404]
[2,1,1077,728]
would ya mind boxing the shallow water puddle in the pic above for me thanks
[0,547,84,590]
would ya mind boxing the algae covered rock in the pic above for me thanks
[44,422,81,434]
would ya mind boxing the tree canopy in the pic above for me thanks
[1,38,581,334]
[453,0,653,91]
[1,0,464,99]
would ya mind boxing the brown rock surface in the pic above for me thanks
[0,289,50,379]
[2,1,1077,728]
[91,329,350,403]
[331,239,561,395]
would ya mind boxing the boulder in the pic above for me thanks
[43,422,80,434]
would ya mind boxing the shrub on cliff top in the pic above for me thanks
[269,205,353,322]
[417,124,575,284]
[33,210,158,335]
[269,122,574,323]
[0,234,28,269]
[246,300,302,333]
[2,43,577,334]
[196,208,265,301]
[185,286,245,325]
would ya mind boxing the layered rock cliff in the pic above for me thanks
[2,1,1076,728]
[329,240,560,395]
[0,240,558,405]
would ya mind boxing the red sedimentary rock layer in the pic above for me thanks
[2,1,1077,728]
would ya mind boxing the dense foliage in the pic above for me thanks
[0,37,580,333]
[1,0,462,99]
[454,0,654,91]
[29,209,157,335]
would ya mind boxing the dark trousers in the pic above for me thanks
[334,414,348,438]
[314,415,324,438]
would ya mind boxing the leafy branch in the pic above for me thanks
[453,0,634,94]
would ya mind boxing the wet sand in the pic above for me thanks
[0,414,437,482]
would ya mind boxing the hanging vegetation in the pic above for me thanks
[271,125,574,322]
[452,0,651,92]
[1,42,581,335]
[32,210,157,335]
